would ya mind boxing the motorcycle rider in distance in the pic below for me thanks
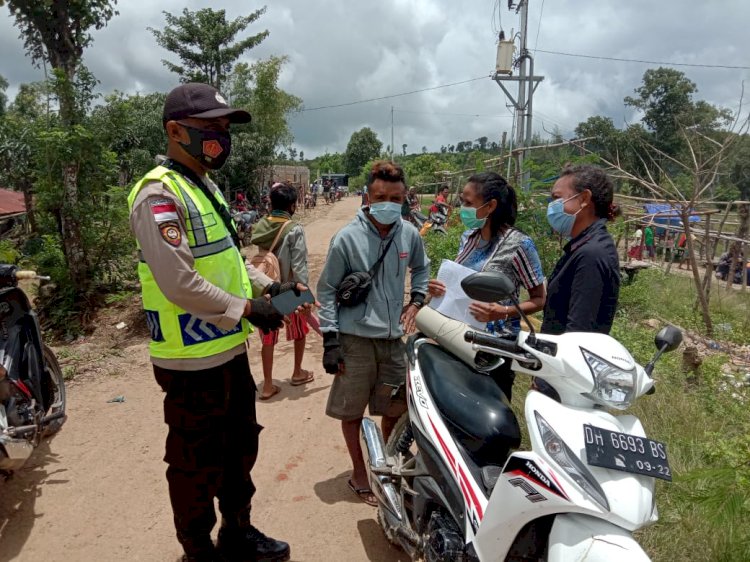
[427,172,545,400]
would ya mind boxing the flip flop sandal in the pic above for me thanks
[259,384,281,401]
[290,371,315,386]
[348,479,377,507]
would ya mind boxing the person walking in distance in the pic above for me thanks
[317,161,429,506]
[129,83,298,562]
[250,182,315,400]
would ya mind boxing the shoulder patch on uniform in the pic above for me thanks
[159,221,182,247]
[150,199,179,223]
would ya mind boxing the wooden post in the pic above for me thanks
[624,219,631,262]
[701,213,712,303]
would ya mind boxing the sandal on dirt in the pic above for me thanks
[259,384,281,401]
[348,479,377,507]
[290,370,315,386]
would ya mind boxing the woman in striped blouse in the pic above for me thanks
[427,172,546,399]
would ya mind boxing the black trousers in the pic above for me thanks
[154,353,261,556]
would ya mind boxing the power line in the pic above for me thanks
[394,108,513,118]
[296,75,490,112]
[535,48,750,70]
[532,0,545,56]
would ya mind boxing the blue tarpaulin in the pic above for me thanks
[643,203,700,236]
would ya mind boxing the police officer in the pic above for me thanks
[129,83,293,562]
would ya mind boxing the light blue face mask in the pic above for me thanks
[546,192,582,238]
[369,201,402,225]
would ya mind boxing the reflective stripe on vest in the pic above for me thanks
[128,166,253,360]
[138,235,234,262]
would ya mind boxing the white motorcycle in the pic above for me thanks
[360,271,681,561]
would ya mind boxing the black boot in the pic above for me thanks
[216,522,290,562]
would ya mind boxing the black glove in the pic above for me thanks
[245,297,284,331]
[267,281,301,298]
[323,332,343,375]
[409,292,426,309]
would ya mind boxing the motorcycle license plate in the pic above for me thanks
[583,425,672,481]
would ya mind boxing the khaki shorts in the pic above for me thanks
[325,334,408,421]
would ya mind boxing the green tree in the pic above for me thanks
[402,143,407,156]
[149,7,268,90]
[9,82,45,120]
[219,57,301,194]
[624,68,698,155]
[1,0,118,289]
[0,106,38,231]
[315,152,344,176]
[344,127,383,177]
[89,92,166,186]
[0,74,8,116]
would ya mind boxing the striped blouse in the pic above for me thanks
[456,227,545,332]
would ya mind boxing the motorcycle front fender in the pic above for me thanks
[547,513,650,562]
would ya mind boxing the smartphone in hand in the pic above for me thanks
[271,288,315,315]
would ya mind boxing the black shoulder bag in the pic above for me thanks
[337,236,394,307]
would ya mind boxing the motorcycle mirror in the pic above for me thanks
[461,272,515,303]
[655,325,682,353]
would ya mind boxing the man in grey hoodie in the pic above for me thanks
[317,160,429,506]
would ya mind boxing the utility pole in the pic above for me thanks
[391,106,395,162]
[493,0,544,189]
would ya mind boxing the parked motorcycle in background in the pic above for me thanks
[419,201,449,236]
[0,265,66,478]
[361,271,681,561]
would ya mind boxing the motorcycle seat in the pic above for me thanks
[418,343,521,467]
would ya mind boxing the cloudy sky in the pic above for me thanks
[1,0,749,158]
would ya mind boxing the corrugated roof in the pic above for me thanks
[0,188,26,216]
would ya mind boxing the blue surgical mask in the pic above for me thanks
[369,201,402,225]
[546,193,582,238]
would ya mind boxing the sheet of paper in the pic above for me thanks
[429,259,486,330]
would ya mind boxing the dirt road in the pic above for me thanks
[0,196,408,562]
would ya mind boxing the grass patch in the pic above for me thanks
[619,268,750,345]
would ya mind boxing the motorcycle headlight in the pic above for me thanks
[535,411,609,511]
[581,349,636,410]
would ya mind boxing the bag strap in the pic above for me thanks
[368,236,395,277]
[163,159,241,249]
[268,220,293,254]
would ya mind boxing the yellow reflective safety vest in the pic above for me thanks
[127,165,253,359]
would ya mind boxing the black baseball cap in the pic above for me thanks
[163,83,251,125]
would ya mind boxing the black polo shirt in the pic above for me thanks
[541,219,621,335]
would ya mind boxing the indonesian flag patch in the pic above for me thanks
[149,198,179,223]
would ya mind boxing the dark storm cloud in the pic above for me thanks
[2,0,748,156]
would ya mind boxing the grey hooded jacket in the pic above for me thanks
[317,209,429,339]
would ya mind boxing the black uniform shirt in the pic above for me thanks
[541,219,620,335]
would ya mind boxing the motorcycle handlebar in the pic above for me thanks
[14,270,50,282]
[464,330,519,353]
[15,270,38,280]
